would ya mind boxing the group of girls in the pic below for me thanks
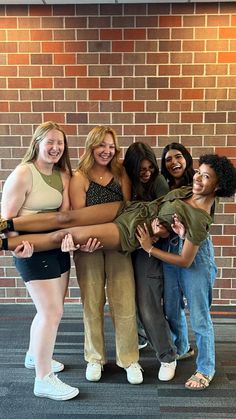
[1,122,235,400]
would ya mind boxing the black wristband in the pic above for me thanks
[2,238,9,250]
[7,219,14,232]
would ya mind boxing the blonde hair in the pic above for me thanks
[77,125,122,180]
[22,121,72,175]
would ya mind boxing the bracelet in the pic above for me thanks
[148,246,154,258]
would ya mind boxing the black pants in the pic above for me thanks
[132,247,177,363]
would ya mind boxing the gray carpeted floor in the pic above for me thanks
[0,304,236,419]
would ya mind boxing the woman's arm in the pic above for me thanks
[69,171,88,210]
[1,165,32,220]
[136,223,199,268]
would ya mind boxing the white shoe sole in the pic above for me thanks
[25,362,64,373]
[34,388,79,401]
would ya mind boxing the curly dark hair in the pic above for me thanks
[161,142,195,188]
[123,142,160,200]
[199,154,236,197]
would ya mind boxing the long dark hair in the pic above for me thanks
[161,142,195,188]
[123,142,160,200]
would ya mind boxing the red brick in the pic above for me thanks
[123,101,144,112]
[182,89,204,100]
[101,29,122,40]
[213,236,233,246]
[219,52,236,64]
[43,113,65,124]
[181,113,203,123]
[159,89,180,100]
[10,102,31,112]
[0,43,17,55]
[18,17,40,29]
[0,17,17,28]
[159,16,181,27]
[54,30,76,41]
[65,17,87,29]
[77,102,99,112]
[29,5,51,16]
[147,53,168,64]
[19,42,40,53]
[42,17,63,29]
[146,125,168,135]
[31,30,52,41]
[65,42,87,53]
[0,102,8,112]
[52,4,75,16]
[0,66,17,76]
[183,16,205,27]
[159,65,180,76]
[77,78,99,89]
[65,66,87,77]
[42,41,64,53]
[89,90,110,101]
[54,54,76,65]
[8,54,29,65]
[0,30,6,41]
[31,78,52,89]
[8,78,29,88]
[8,30,30,41]
[112,90,133,100]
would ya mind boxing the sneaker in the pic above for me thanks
[158,360,177,381]
[125,362,143,384]
[177,347,194,360]
[86,363,102,382]
[24,352,64,373]
[138,341,148,350]
[34,372,79,401]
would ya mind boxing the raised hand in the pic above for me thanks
[12,241,34,258]
[61,233,103,253]
[171,214,186,239]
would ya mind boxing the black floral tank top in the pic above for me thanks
[86,179,123,206]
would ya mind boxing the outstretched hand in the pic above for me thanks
[171,214,186,239]
[135,223,153,252]
[12,241,34,258]
[61,233,103,253]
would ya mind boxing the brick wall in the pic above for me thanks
[0,2,235,304]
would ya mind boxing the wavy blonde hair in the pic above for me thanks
[22,121,72,175]
[77,125,122,180]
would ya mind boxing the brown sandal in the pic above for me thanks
[185,372,213,391]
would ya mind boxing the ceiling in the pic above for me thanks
[0,0,233,4]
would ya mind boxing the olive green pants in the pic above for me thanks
[74,249,139,368]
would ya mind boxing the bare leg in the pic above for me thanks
[8,202,122,233]
[3,223,121,252]
[26,271,69,379]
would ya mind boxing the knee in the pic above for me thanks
[44,305,64,327]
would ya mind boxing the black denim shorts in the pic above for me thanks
[14,249,71,282]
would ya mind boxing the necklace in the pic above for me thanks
[99,176,103,180]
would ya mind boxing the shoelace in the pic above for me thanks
[128,363,143,372]
[48,373,72,390]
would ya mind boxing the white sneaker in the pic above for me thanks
[158,360,177,381]
[86,363,102,382]
[34,372,79,401]
[125,362,143,384]
[24,352,64,373]
[138,342,148,350]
